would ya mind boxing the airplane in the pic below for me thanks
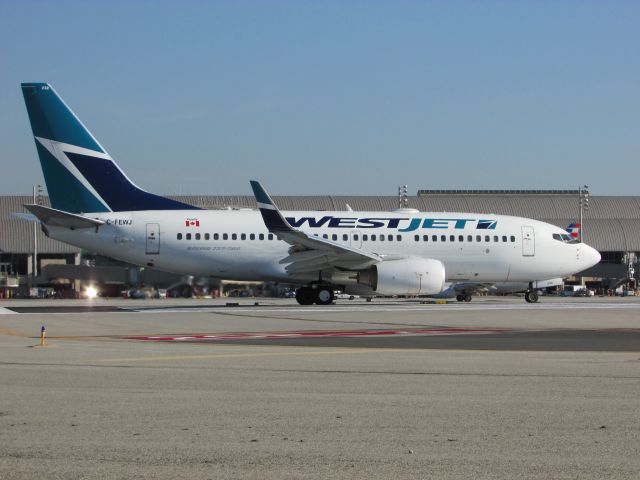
[18,83,602,305]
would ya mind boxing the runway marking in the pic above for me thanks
[125,326,511,342]
[98,348,410,363]
[129,302,640,315]
[0,326,32,337]
[3,301,640,315]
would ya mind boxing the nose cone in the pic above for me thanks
[582,244,601,270]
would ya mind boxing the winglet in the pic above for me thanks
[250,181,293,233]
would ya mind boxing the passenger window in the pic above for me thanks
[177,233,182,240]
[476,235,481,242]
[397,235,402,242]
[195,233,201,240]
[450,235,455,242]
[510,235,516,242]
[354,234,359,241]
[432,235,437,242]
[485,235,490,242]
[343,234,348,241]
[214,233,219,240]
[467,235,472,242]
[232,234,237,240]
[268,234,274,240]
[379,235,384,241]
[414,235,420,241]
[370,235,376,242]
[441,235,446,242]
[459,235,464,242]
[186,233,192,240]
[363,234,368,241]
[388,234,393,241]
[493,235,498,242]
[332,234,338,241]
[241,234,246,240]
[323,234,328,239]
[223,233,228,240]
[250,233,255,240]
[259,233,264,240]
[204,233,210,240]
[502,236,507,242]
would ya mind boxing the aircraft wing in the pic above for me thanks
[250,181,381,274]
[22,204,104,229]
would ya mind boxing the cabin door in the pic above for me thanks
[521,226,535,256]
[146,223,160,255]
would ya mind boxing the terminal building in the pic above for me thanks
[1,190,638,297]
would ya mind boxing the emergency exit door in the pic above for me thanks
[521,226,535,256]
[350,230,362,249]
[146,223,160,255]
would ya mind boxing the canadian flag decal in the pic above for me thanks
[185,218,200,227]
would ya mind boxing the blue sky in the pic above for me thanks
[1,1,638,196]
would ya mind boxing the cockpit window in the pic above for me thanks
[553,233,579,244]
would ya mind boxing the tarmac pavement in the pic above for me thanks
[1,296,639,479]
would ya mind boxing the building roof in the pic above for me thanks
[2,194,639,254]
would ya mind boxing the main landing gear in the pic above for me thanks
[456,293,473,302]
[295,285,335,306]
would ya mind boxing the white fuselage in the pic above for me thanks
[46,209,600,287]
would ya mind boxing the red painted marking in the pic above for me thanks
[125,327,511,342]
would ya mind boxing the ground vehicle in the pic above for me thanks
[563,285,594,297]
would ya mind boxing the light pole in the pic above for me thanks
[578,185,589,243]
[32,184,43,281]
[398,185,408,209]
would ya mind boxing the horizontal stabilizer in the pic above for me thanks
[23,204,104,229]
[13,212,40,223]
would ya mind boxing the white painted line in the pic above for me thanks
[130,302,640,315]
[9,302,640,316]
[0,307,18,315]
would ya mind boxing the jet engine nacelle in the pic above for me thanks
[357,258,446,296]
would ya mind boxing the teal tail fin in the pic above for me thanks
[21,83,199,213]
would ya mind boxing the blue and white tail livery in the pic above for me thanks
[19,83,601,305]
[21,83,198,213]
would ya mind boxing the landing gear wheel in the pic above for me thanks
[295,287,315,305]
[456,294,464,302]
[314,287,334,306]
[463,293,472,302]
[525,291,539,303]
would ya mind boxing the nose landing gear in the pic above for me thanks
[525,290,539,303]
